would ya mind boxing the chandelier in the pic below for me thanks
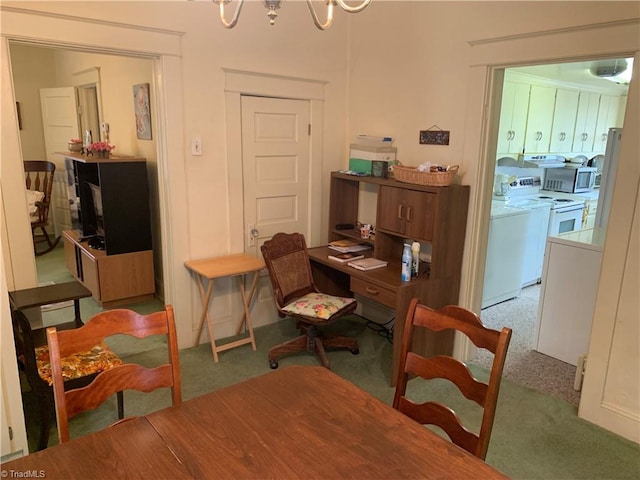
[214,0,372,30]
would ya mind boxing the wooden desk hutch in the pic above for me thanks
[308,172,470,385]
[59,153,155,307]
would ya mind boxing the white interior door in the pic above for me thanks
[241,95,311,255]
[40,87,80,235]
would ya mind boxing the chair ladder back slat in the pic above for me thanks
[65,364,173,418]
[397,397,479,455]
[405,353,489,406]
[393,297,512,460]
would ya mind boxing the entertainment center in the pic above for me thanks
[59,152,155,307]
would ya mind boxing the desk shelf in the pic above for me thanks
[315,172,470,385]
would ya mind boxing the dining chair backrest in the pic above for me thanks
[392,298,511,460]
[46,306,182,443]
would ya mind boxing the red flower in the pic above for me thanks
[87,142,116,152]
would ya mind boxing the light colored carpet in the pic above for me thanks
[476,284,581,407]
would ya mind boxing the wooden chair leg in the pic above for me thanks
[313,338,330,369]
[37,399,53,451]
[117,391,124,420]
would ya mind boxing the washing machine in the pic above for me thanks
[482,203,531,309]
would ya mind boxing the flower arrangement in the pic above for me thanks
[87,142,116,158]
[87,142,116,153]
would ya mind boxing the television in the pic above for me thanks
[86,182,105,250]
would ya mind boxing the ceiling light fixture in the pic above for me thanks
[214,0,372,30]
[591,58,634,85]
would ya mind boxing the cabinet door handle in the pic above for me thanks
[365,286,379,296]
[397,204,404,220]
[406,206,414,222]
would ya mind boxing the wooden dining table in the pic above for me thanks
[1,366,509,479]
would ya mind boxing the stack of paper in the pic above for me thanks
[328,240,372,254]
[347,257,388,271]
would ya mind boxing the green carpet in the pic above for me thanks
[21,315,640,479]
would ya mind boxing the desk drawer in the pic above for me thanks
[351,277,396,309]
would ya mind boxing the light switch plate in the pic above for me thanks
[191,136,202,156]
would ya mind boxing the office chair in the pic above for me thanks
[261,232,359,369]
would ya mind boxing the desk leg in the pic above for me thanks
[194,276,219,362]
[236,272,258,351]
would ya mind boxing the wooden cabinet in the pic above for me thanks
[549,88,580,153]
[497,81,530,155]
[572,91,600,153]
[524,85,556,153]
[376,186,435,241]
[593,94,621,154]
[63,230,154,307]
[322,172,470,383]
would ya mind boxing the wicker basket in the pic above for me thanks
[393,165,459,186]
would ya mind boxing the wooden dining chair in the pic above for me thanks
[46,306,181,443]
[260,232,359,369]
[392,298,512,460]
[24,160,61,256]
[12,309,123,450]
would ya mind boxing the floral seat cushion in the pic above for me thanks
[35,342,122,386]
[281,293,355,320]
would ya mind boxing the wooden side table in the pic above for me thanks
[9,280,93,347]
[185,254,264,362]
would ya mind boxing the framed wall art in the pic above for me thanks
[133,83,152,140]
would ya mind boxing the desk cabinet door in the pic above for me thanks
[378,186,435,241]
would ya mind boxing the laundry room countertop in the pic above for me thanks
[548,227,605,251]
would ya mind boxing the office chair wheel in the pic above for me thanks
[269,359,279,369]
[351,348,360,355]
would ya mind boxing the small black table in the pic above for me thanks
[9,281,92,340]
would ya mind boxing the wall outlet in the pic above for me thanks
[191,136,202,156]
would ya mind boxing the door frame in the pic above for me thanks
[224,69,326,251]
[0,7,193,348]
[460,19,639,441]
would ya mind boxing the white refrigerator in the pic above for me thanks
[595,127,622,231]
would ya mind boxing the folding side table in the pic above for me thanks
[185,253,264,362]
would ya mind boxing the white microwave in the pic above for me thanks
[543,167,597,193]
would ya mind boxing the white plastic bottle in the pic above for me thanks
[411,241,420,277]
[401,243,412,282]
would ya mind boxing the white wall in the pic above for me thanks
[10,45,56,160]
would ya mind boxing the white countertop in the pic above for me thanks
[548,227,606,251]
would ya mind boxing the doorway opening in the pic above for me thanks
[8,42,162,303]
[477,57,631,407]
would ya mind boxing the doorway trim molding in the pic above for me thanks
[458,18,639,441]
[223,69,326,250]
[0,7,194,349]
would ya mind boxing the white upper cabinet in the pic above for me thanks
[524,85,556,153]
[549,88,580,153]
[572,91,600,153]
[497,81,530,156]
[592,94,621,154]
